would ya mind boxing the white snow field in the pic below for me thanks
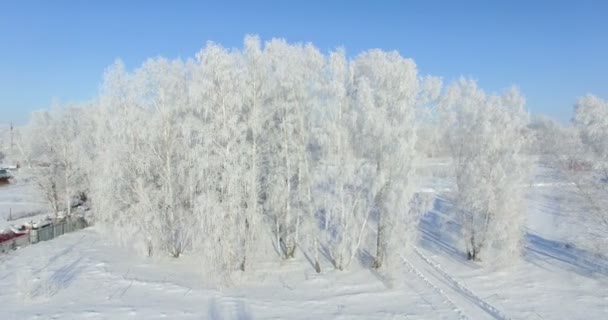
[1,164,607,320]
[0,173,49,232]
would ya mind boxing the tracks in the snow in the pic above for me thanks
[402,253,469,320]
[403,247,511,320]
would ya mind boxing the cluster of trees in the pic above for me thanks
[20,37,442,275]
[19,36,606,276]
[527,95,608,255]
[440,80,530,262]
[571,96,608,249]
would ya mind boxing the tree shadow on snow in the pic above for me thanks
[207,298,223,320]
[236,300,254,320]
[207,297,254,320]
[31,256,84,298]
[319,244,336,269]
[416,197,476,268]
[34,234,87,274]
[358,249,394,289]
[300,246,319,271]
[525,232,608,278]
[357,248,375,268]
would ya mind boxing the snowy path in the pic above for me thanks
[408,247,510,320]
[401,255,469,320]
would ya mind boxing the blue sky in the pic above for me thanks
[1,0,606,124]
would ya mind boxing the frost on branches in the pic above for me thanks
[572,95,608,253]
[440,79,530,263]
[19,106,91,217]
[18,36,540,280]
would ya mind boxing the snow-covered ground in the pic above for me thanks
[0,172,49,232]
[0,164,607,319]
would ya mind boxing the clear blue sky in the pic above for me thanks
[1,0,606,124]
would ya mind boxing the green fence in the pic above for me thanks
[29,216,89,244]
[1,216,89,253]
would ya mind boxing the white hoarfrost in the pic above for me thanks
[440,79,531,263]
[16,37,446,277]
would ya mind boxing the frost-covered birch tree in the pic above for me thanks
[20,105,88,217]
[440,79,530,263]
[190,42,251,272]
[351,50,422,269]
[312,49,373,271]
[572,95,608,239]
[237,35,269,271]
[90,60,158,255]
[260,40,324,260]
